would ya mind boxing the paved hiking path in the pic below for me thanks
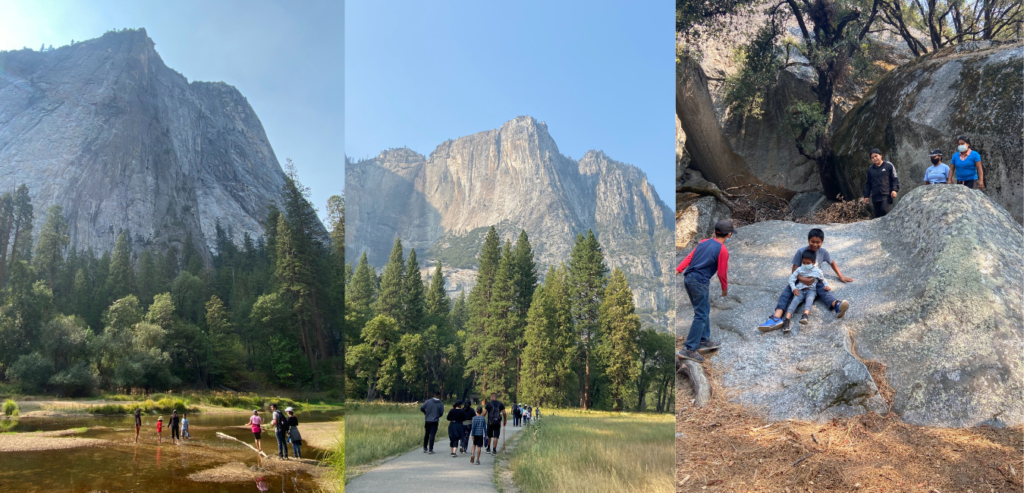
[347,422,526,492]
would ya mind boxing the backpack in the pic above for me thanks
[274,411,288,430]
[488,401,502,424]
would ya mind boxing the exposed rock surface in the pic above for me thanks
[347,116,674,324]
[0,29,288,258]
[676,185,1023,427]
[788,192,828,219]
[830,41,1024,224]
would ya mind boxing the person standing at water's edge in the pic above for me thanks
[286,407,301,458]
[134,408,142,443]
[248,410,264,453]
[861,148,900,218]
[156,416,163,443]
[420,391,444,454]
[181,412,190,440]
[676,219,732,363]
[169,410,180,444]
[271,404,290,459]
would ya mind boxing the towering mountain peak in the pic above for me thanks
[0,30,288,260]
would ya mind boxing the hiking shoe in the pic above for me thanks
[697,340,721,353]
[470,456,474,463]
[835,300,850,318]
[423,448,428,453]
[428,450,435,454]
[758,317,784,332]
[782,318,792,333]
[677,349,704,363]
[451,453,457,457]
[799,313,809,325]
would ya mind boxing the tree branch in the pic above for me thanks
[787,0,814,45]
[677,186,741,212]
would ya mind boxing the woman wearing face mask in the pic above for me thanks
[923,149,950,185]
[948,136,983,190]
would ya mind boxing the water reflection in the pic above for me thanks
[0,418,18,432]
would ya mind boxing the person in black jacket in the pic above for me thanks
[420,391,444,454]
[861,148,900,218]
[446,400,466,457]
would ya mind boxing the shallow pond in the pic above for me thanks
[0,411,343,492]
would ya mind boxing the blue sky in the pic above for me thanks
[346,1,675,207]
[0,0,344,219]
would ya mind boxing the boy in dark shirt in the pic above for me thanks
[861,148,900,218]
[676,220,733,362]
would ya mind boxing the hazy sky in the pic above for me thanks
[0,0,344,219]
[346,1,675,207]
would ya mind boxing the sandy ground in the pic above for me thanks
[676,344,1024,491]
[0,428,107,452]
[297,421,343,450]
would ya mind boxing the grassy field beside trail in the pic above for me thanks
[343,402,424,472]
[509,410,674,493]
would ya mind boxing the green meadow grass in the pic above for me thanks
[344,402,424,471]
[508,410,674,493]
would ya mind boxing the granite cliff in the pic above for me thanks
[0,29,288,260]
[347,116,674,326]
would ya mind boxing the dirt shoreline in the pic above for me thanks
[0,428,106,452]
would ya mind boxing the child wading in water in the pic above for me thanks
[134,408,142,443]
[248,410,264,453]
[181,413,190,439]
[470,406,486,465]
[156,416,163,443]
[785,249,827,329]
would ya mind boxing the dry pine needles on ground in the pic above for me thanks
[675,336,1023,492]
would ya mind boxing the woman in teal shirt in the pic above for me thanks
[949,136,984,190]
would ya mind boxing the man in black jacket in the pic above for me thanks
[861,148,900,218]
[420,391,444,454]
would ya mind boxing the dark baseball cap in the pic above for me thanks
[929,148,942,156]
[714,219,734,235]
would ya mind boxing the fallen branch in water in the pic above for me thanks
[216,432,268,458]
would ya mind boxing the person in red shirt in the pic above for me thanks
[676,220,733,362]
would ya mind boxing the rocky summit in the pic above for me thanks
[676,184,1023,427]
[347,116,674,325]
[0,29,288,259]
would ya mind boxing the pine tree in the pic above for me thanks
[598,269,640,411]
[403,249,426,334]
[567,229,608,409]
[373,239,406,322]
[511,230,536,399]
[274,214,317,376]
[425,262,450,325]
[137,250,156,306]
[463,227,501,395]
[34,204,69,290]
[106,232,135,303]
[450,290,468,333]
[347,252,376,332]
[520,285,559,406]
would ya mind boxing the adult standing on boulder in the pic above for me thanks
[923,149,950,185]
[420,391,444,454]
[949,136,984,190]
[676,219,733,363]
[860,148,900,218]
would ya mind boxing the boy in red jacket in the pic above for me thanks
[676,220,732,362]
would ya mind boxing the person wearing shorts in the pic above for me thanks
[470,406,486,464]
[484,393,505,455]
[248,410,263,453]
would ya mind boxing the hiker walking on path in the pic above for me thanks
[181,413,190,440]
[470,406,486,464]
[759,228,852,333]
[270,404,290,459]
[247,410,264,453]
[134,408,142,443]
[512,404,521,427]
[169,410,180,444]
[286,407,302,458]
[949,136,984,190]
[676,219,733,362]
[860,148,900,218]
[446,400,466,457]
[420,391,444,454]
[484,393,506,455]
[460,399,473,453]
[924,149,950,185]
[523,406,531,426]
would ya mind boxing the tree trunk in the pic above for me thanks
[677,56,794,200]
[677,359,710,408]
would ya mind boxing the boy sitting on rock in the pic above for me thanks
[784,249,827,330]
[758,228,851,332]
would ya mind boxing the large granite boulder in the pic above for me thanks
[676,184,1023,427]
[830,41,1023,223]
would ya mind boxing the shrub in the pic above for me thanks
[48,362,97,397]
[2,399,19,416]
[7,353,54,393]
